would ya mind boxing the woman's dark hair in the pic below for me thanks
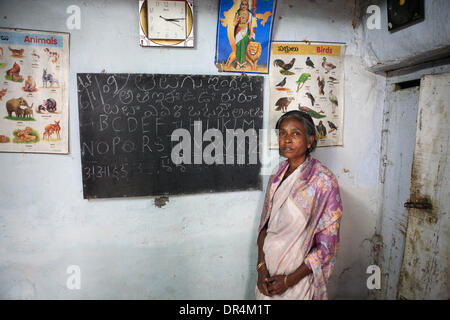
[275,110,318,155]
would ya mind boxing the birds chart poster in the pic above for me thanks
[0,28,69,154]
[269,41,345,148]
[215,0,277,74]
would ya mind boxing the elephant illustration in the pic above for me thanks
[6,97,29,118]
[24,106,34,118]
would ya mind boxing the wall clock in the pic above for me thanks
[387,0,424,32]
[139,0,194,47]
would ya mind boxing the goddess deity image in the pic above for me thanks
[233,0,254,69]
[220,0,273,72]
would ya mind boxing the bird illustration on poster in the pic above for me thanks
[269,41,345,148]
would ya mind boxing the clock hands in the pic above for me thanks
[159,15,185,27]
[159,15,186,22]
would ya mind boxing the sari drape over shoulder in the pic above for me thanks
[257,156,343,300]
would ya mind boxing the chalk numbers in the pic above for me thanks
[84,163,128,181]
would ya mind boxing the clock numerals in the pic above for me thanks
[147,0,187,40]
[155,1,169,7]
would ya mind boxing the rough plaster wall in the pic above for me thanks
[360,0,450,72]
[0,0,384,299]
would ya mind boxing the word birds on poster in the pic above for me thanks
[269,41,345,148]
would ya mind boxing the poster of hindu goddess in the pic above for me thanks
[215,0,277,74]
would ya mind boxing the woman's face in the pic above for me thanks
[240,1,248,9]
[278,117,313,163]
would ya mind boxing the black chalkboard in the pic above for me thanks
[77,73,264,199]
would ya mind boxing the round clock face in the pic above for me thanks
[148,1,187,40]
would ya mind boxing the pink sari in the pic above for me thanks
[256,156,343,300]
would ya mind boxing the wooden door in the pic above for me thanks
[378,82,420,299]
[397,73,450,299]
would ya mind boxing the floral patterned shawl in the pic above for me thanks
[258,155,343,300]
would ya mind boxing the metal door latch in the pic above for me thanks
[404,201,433,210]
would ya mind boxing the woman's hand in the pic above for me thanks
[234,14,240,26]
[266,275,289,297]
[257,266,271,296]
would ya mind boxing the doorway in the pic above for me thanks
[376,59,450,300]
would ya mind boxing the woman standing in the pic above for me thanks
[233,0,254,69]
[255,111,343,300]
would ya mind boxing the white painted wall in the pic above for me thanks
[360,0,450,72]
[0,0,385,299]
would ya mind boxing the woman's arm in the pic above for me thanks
[285,263,312,288]
[265,263,312,297]
[249,14,254,39]
[257,224,267,265]
[234,13,240,26]
[256,225,270,296]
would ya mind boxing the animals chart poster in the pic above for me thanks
[269,41,345,149]
[0,28,69,154]
[215,0,277,74]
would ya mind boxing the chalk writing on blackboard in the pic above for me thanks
[77,73,264,199]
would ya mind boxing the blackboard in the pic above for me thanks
[77,73,264,199]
